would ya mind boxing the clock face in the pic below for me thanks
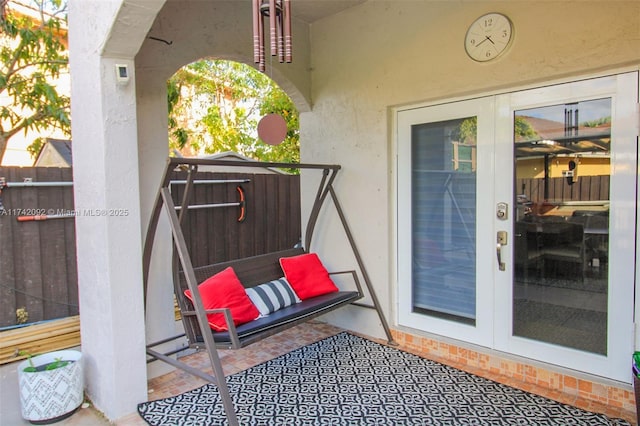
[465,13,513,62]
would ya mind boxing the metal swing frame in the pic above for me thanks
[142,157,395,426]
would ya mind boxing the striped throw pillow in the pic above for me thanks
[245,278,301,316]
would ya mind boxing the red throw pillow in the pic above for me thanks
[279,253,339,300]
[184,267,259,331]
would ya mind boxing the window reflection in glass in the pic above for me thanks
[513,98,610,355]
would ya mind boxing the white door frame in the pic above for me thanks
[397,96,496,347]
[493,72,638,382]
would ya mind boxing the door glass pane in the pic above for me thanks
[513,98,610,355]
[412,117,476,324]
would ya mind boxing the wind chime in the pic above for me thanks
[252,0,292,73]
[253,0,292,146]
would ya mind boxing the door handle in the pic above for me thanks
[496,231,507,271]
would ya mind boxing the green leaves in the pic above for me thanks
[18,350,71,373]
[44,357,69,370]
[167,59,299,171]
[0,2,70,163]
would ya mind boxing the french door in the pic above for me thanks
[397,72,638,382]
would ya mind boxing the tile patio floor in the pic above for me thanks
[4,321,636,425]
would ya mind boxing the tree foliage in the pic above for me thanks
[0,0,69,163]
[458,116,538,144]
[514,116,538,141]
[168,59,299,168]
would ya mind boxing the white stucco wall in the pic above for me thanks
[301,1,640,338]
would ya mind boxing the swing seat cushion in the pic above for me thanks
[279,253,339,300]
[208,290,361,346]
[184,267,260,331]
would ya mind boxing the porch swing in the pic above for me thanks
[142,157,395,425]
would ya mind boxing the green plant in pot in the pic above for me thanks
[17,349,84,424]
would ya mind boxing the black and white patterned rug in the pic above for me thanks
[138,332,630,425]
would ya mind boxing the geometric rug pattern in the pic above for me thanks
[138,332,630,425]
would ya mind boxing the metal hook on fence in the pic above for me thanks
[174,185,247,222]
[17,213,75,222]
[237,185,246,222]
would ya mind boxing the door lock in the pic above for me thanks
[496,202,508,220]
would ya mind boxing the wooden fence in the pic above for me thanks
[0,167,77,329]
[0,167,300,328]
[517,175,609,203]
[169,169,301,268]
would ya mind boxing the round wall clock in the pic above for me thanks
[464,13,513,62]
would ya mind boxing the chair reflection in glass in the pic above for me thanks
[569,211,608,269]
[538,221,585,279]
[514,222,545,283]
[515,219,585,280]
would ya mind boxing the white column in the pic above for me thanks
[69,28,148,422]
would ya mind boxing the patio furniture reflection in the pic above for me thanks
[578,214,609,267]
[540,221,585,277]
[514,222,545,281]
[515,218,586,279]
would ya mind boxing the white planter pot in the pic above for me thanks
[18,350,84,424]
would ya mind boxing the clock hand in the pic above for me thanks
[475,37,489,47]
[475,35,495,48]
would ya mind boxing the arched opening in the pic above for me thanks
[167,59,299,167]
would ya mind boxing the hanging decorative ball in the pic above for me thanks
[257,113,288,145]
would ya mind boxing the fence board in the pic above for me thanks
[253,174,268,255]
[37,168,69,320]
[264,175,278,253]
[0,173,16,327]
[235,180,251,260]
[63,180,78,314]
[224,177,240,260]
